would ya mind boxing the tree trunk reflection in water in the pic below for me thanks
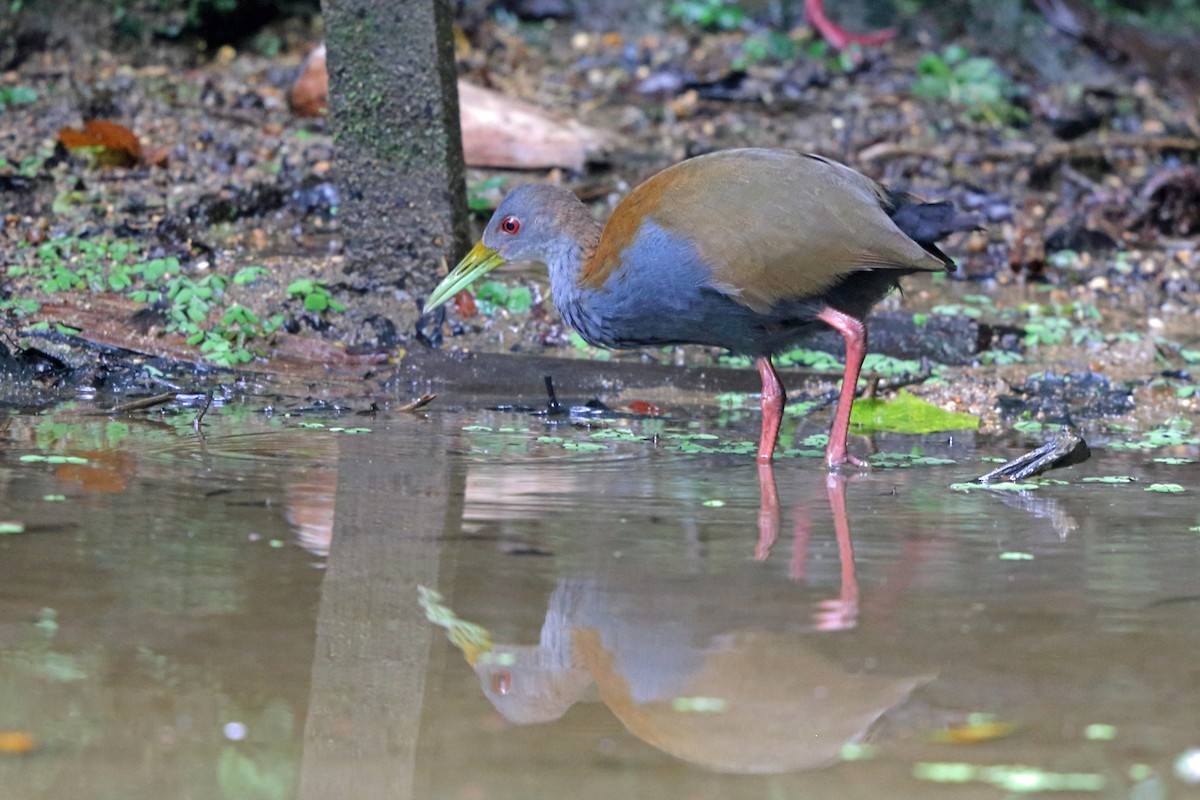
[298,427,455,799]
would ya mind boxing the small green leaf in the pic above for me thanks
[233,265,269,284]
[1084,724,1117,740]
[287,279,315,296]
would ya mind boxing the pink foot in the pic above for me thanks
[804,0,896,51]
[826,450,871,471]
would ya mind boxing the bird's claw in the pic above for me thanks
[814,598,859,631]
[826,451,870,472]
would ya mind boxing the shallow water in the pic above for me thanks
[1,400,1199,799]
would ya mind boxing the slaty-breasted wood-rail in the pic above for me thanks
[424,148,976,468]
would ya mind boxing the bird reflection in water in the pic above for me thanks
[756,465,860,631]
[420,470,930,774]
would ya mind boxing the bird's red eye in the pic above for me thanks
[500,216,520,234]
[490,670,512,695]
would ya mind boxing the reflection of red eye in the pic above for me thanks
[500,216,520,234]
[490,671,512,695]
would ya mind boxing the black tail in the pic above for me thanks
[885,190,981,270]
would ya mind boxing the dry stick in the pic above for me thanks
[193,391,214,431]
[543,375,564,414]
[108,392,178,413]
[397,393,436,413]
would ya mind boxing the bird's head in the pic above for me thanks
[423,184,590,314]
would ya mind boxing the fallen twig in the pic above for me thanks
[978,428,1091,483]
[397,393,436,413]
[108,392,178,414]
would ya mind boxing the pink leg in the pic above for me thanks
[804,0,896,51]
[789,504,811,583]
[756,356,785,463]
[814,472,860,631]
[755,462,779,561]
[816,306,869,470]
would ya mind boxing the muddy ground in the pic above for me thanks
[1,3,1197,434]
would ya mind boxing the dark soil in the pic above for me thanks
[1,3,1197,432]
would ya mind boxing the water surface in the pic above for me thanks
[1,401,1198,799]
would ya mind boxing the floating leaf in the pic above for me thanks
[562,442,607,452]
[588,429,640,440]
[671,696,727,713]
[841,743,880,761]
[850,390,979,434]
[1082,476,1136,484]
[914,762,1106,792]
[780,448,825,458]
[1145,483,1185,493]
[951,481,1038,492]
[1084,723,1117,740]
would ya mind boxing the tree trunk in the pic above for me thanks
[323,0,471,296]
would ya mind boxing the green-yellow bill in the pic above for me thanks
[422,241,506,314]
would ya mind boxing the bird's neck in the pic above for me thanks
[545,203,603,303]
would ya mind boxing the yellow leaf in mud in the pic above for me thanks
[930,719,1017,744]
[0,732,36,754]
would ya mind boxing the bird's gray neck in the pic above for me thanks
[544,206,602,312]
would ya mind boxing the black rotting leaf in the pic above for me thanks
[1132,166,1200,237]
[998,371,1134,423]
[416,306,446,349]
[290,180,339,218]
[0,341,70,381]
[345,314,401,355]
[187,183,288,226]
[1044,223,1119,252]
